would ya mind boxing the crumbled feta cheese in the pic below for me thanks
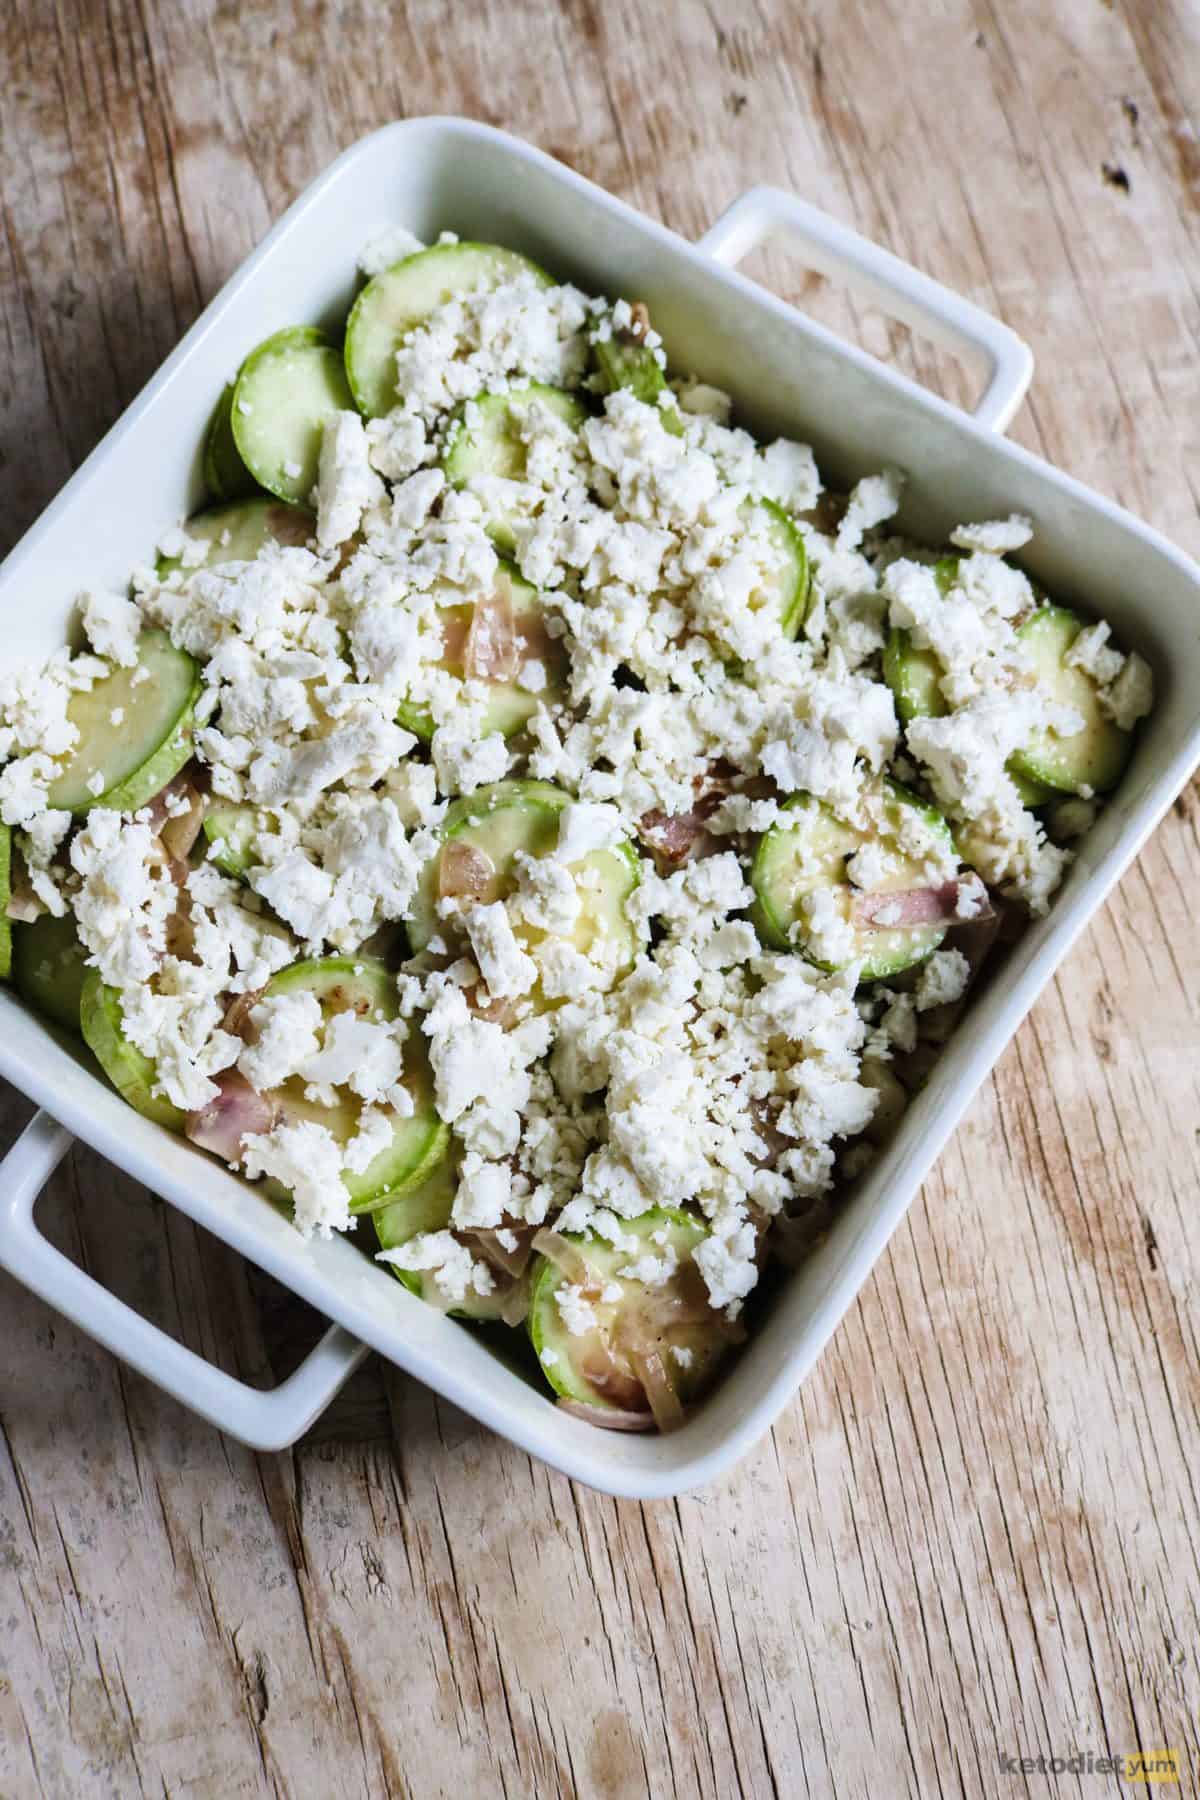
[315,411,386,551]
[358,223,426,278]
[949,515,1033,555]
[913,948,971,1011]
[464,900,537,999]
[238,990,324,1090]
[300,1012,408,1106]
[1100,651,1153,732]
[556,1283,599,1336]
[241,1120,352,1238]
[376,1231,495,1305]
[1066,619,1125,687]
[82,590,141,666]
[837,468,904,551]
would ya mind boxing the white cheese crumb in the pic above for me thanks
[238,990,324,1091]
[949,515,1033,555]
[241,1120,353,1239]
[1100,651,1153,732]
[81,590,141,667]
[315,411,386,552]
[358,222,426,277]
[376,1231,496,1305]
[464,900,537,999]
[556,1283,599,1336]
[913,948,971,1011]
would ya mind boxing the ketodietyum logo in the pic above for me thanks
[997,1748,1181,1784]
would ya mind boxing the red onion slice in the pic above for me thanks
[438,840,494,902]
[186,1071,277,1162]
[498,1277,532,1329]
[853,881,965,929]
[627,1346,685,1432]
[638,806,717,866]
[438,606,472,668]
[531,1228,595,1290]
[159,787,208,861]
[467,1226,536,1280]
[463,589,520,683]
[557,1399,655,1432]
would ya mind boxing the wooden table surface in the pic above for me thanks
[3,2,1199,1795]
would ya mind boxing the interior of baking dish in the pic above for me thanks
[2,119,1197,1493]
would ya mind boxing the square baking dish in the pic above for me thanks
[1,118,1197,1499]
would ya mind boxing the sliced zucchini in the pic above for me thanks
[79,968,185,1131]
[231,327,354,504]
[202,381,258,504]
[593,331,668,407]
[374,1159,459,1258]
[345,243,555,420]
[373,1161,513,1321]
[441,385,587,551]
[1009,769,1056,808]
[590,306,684,431]
[883,627,944,726]
[884,560,1057,808]
[757,500,811,639]
[259,956,449,1212]
[885,631,1051,806]
[157,498,315,577]
[0,822,10,981]
[1010,606,1134,795]
[528,1209,732,1422]
[882,555,957,727]
[12,910,88,1030]
[46,630,201,815]
[394,561,568,742]
[408,780,566,952]
[406,781,641,992]
[202,800,261,878]
[751,781,956,980]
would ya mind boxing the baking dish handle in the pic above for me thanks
[0,1110,368,1450]
[697,184,1033,432]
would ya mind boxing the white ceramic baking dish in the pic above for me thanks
[1,118,1197,1497]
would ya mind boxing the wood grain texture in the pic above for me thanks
[2,1,1199,1794]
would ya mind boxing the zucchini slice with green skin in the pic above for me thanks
[882,555,959,727]
[202,381,259,504]
[231,327,354,505]
[0,823,10,981]
[394,560,569,742]
[751,781,957,980]
[202,800,261,879]
[593,332,668,407]
[259,956,449,1212]
[590,320,684,437]
[12,910,88,1029]
[883,627,944,727]
[527,1209,733,1423]
[345,243,555,420]
[406,780,641,987]
[884,623,1053,806]
[1009,605,1135,795]
[79,968,186,1132]
[441,384,587,551]
[46,630,201,815]
[884,557,1056,807]
[758,499,811,639]
[372,1162,515,1321]
[157,498,315,577]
